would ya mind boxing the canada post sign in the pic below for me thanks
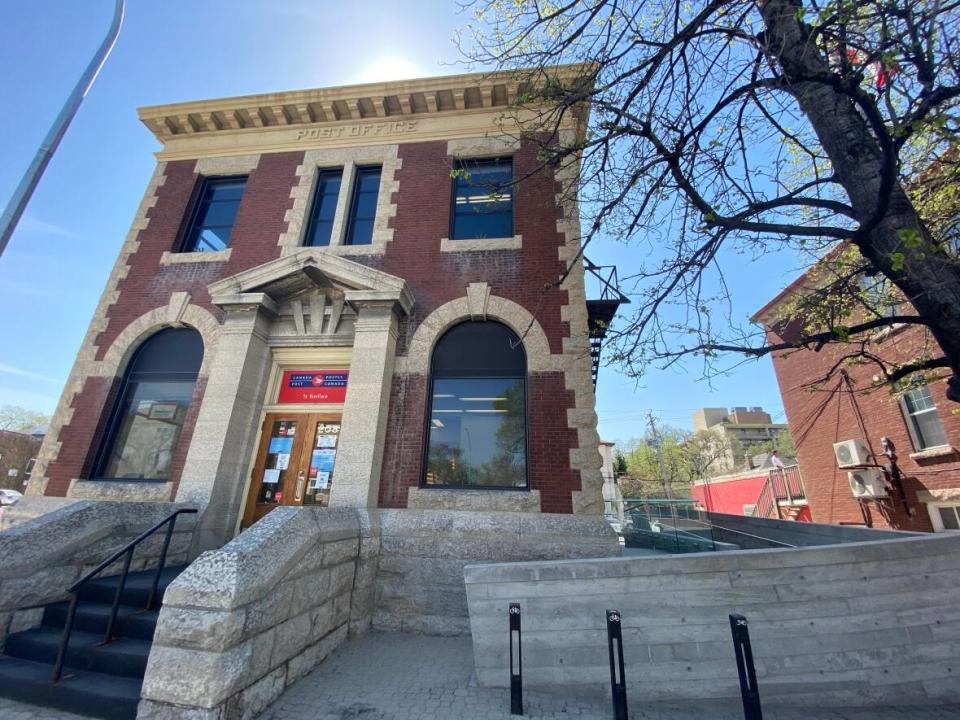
[277,370,349,404]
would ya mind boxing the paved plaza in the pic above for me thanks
[256,633,960,720]
[2,632,960,719]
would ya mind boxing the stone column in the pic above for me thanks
[176,294,276,552]
[329,297,400,508]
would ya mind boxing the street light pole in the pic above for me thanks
[0,0,125,258]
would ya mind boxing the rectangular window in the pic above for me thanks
[180,176,247,252]
[425,377,527,488]
[927,503,960,532]
[451,158,513,240]
[901,381,948,450]
[344,166,381,246]
[304,169,343,247]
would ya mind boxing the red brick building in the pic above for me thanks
[27,68,614,548]
[755,278,960,532]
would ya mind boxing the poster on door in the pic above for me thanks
[277,370,349,404]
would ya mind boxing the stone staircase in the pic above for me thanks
[0,565,187,720]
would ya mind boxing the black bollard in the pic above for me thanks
[729,614,763,720]
[606,609,629,720]
[509,602,523,715]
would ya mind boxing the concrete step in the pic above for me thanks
[0,656,142,720]
[43,601,161,642]
[4,627,152,679]
[76,564,187,607]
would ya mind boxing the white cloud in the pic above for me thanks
[0,363,62,384]
[17,216,81,239]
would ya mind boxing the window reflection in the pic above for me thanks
[423,321,527,489]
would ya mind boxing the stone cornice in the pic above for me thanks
[138,65,592,159]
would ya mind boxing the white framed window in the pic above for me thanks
[742,504,756,517]
[927,502,960,532]
[900,381,948,450]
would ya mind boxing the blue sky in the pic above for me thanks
[0,1,798,444]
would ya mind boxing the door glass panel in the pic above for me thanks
[256,419,298,505]
[303,421,340,506]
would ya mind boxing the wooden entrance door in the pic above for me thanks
[241,412,342,528]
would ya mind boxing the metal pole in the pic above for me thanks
[0,0,125,258]
[606,609,628,720]
[509,603,523,715]
[729,614,763,720]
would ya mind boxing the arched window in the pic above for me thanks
[92,328,203,481]
[424,321,527,488]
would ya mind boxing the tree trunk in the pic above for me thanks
[758,0,960,400]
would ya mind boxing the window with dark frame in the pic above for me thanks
[900,380,948,450]
[423,322,527,489]
[92,328,203,482]
[451,157,513,240]
[304,168,344,247]
[344,166,382,246]
[180,176,247,253]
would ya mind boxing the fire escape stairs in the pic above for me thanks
[585,258,630,388]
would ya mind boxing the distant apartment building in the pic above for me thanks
[692,406,789,473]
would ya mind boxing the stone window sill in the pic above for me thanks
[310,244,385,256]
[407,486,540,512]
[440,235,522,252]
[161,249,232,264]
[909,445,957,461]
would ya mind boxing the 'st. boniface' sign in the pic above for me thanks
[277,370,349,404]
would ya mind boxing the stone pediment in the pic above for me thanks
[207,248,413,317]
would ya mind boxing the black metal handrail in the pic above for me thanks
[51,507,197,682]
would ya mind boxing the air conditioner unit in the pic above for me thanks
[833,439,871,468]
[848,469,888,499]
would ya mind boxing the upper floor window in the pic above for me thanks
[451,158,513,240]
[304,169,343,247]
[180,176,247,253]
[424,321,527,489]
[92,328,203,481]
[344,166,382,246]
[901,380,948,450]
[927,502,960,532]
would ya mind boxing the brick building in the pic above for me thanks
[754,277,960,532]
[0,429,43,492]
[25,68,615,549]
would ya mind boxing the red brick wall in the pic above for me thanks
[44,153,303,496]
[366,139,579,509]
[47,138,587,512]
[769,323,960,530]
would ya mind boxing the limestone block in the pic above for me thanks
[406,487,541,513]
[285,624,348,687]
[136,698,224,720]
[8,607,44,634]
[142,630,274,708]
[269,611,313,669]
[286,569,332,619]
[164,508,322,610]
[67,480,173,502]
[328,561,356,597]
[222,665,285,720]
[322,538,360,567]
[153,606,246,652]
[241,581,294,638]
[309,599,337,641]
[0,565,77,610]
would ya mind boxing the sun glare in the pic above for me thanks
[356,56,427,83]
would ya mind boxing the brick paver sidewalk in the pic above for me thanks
[256,632,960,720]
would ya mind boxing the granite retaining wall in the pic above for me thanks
[0,500,195,650]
